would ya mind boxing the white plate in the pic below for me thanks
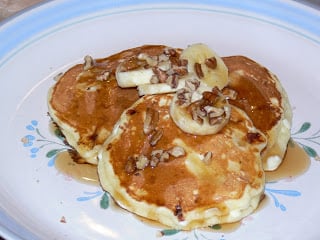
[1,1,320,239]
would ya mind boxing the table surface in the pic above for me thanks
[0,0,319,22]
[0,0,319,239]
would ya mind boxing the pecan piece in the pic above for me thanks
[125,156,137,174]
[205,56,217,69]
[138,53,158,67]
[185,78,200,91]
[246,132,264,144]
[144,108,159,135]
[168,146,186,157]
[222,87,238,100]
[135,155,150,170]
[149,128,164,146]
[83,55,94,71]
[163,47,177,57]
[166,74,179,88]
[174,204,184,221]
[194,63,204,79]
[203,151,213,165]
[152,67,168,83]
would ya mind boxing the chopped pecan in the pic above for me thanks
[246,132,264,144]
[158,53,170,62]
[96,71,110,81]
[179,59,188,66]
[191,105,204,125]
[222,87,238,100]
[163,47,177,57]
[152,67,168,83]
[135,155,150,170]
[150,149,164,167]
[203,151,213,165]
[172,65,188,76]
[185,78,200,91]
[176,88,192,106]
[125,156,137,174]
[144,108,159,135]
[174,204,184,221]
[159,151,170,162]
[168,146,186,157]
[194,62,204,79]
[138,53,158,67]
[83,55,94,71]
[149,128,164,146]
[205,56,217,69]
[166,74,179,88]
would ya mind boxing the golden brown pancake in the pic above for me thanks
[98,94,267,230]
[48,45,173,164]
[48,45,291,169]
[223,56,292,170]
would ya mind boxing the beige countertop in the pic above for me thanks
[0,0,319,23]
[0,0,43,22]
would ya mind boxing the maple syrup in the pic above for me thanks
[53,140,310,233]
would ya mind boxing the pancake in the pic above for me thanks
[48,45,291,170]
[223,56,292,171]
[48,45,172,164]
[98,93,267,230]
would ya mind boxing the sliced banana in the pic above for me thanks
[170,79,231,135]
[137,74,196,96]
[115,56,174,88]
[138,81,183,96]
[116,67,153,88]
[180,43,228,89]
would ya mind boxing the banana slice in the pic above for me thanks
[170,79,231,135]
[116,67,154,88]
[137,74,197,96]
[180,43,228,89]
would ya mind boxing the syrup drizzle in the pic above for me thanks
[54,140,310,233]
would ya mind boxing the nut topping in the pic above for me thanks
[138,53,158,67]
[149,128,164,146]
[163,47,177,57]
[152,67,168,83]
[174,204,184,221]
[203,151,213,165]
[185,78,200,92]
[136,155,150,170]
[194,62,204,79]
[176,88,192,106]
[125,156,137,174]
[83,55,94,71]
[168,146,186,157]
[96,71,110,81]
[205,57,217,69]
[222,87,238,100]
[246,132,264,144]
[144,107,159,135]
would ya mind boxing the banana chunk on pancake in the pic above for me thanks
[98,94,267,230]
[223,56,292,171]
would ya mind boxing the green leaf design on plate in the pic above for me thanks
[160,229,180,236]
[54,128,65,141]
[303,145,318,158]
[209,224,222,230]
[100,192,109,209]
[46,149,61,158]
[294,122,311,135]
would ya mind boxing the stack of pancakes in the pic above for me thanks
[48,45,292,230]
